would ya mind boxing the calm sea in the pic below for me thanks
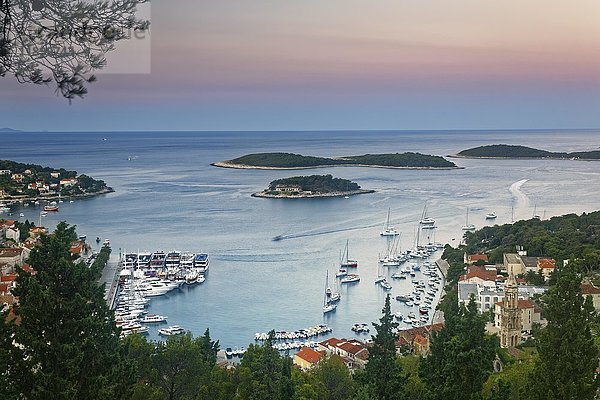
[2,129,600,347]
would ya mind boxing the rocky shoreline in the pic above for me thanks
[251,189,375,199]
[212,161,462,170]
[0,187,114,205]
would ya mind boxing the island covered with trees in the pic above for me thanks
[213,152,459,170]
[454,144,600,160]
[252,174,374,199]
[0,159,113,202]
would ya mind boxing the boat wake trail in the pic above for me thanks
[273,223,381,241]
[509,179,530,216]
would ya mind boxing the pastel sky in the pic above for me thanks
[1,0,599,131]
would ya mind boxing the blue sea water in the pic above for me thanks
[2,129,600,347]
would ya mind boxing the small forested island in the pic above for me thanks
[0,159,113,202]
[454,144,600,160]
[213,152,458,170]
[252,174,374,198]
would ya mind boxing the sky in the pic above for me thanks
[1,0,599,131]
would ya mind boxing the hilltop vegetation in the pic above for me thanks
[458,211,600,265]
[216,152,458,169]
[0,159,111,200]
[457,144,600,160]
[268,174,360,193]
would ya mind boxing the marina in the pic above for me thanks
[112,250,210,338]
[4,130,600,349]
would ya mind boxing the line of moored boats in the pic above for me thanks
[114,250,210,338]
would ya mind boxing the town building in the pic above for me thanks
[503,253,526,276]
[274,184,302,193]
[317,337,369,370]
[499,272,522,348]
[396,323,444,356]
[293,346,325,370]
[581,283,600,312]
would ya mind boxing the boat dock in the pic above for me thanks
[98,255,120,309]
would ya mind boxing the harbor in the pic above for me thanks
[4,130,599,349]
[112,250,210,339]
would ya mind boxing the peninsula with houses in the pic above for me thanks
[0,159,113,203]
[452,144,600,160]
[213,152,459,170]
[252,174,374,199]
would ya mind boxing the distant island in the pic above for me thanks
[252,174,374,199]
[0,159,113,203]
[453,144,600,160]
[213,152,459,170]
[0,128,21,132]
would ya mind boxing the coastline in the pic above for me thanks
[212,161,462,170]
[251,189,375,199]
[0,187,114,205]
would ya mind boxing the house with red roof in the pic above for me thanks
[317,337,369,370]
[581,283,600,312]
[396,323,444,356]
[293,346,325,370]
[0,248,24,268]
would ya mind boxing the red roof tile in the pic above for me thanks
[296,346,324,364]
[338,341,365,355]
[320,337,344,348]
[581,284,600,295]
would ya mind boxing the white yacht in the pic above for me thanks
[158,325,186,336]
[485,211,497,220]
[140,314,168,323]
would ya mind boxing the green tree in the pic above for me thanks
[310,355,355,400]
[420,296,497,400]
[528,265,599,400]
[357,294,405,400]
[1,222,132,400]
[235,331,294,400]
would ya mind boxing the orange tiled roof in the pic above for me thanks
[338,341,365,355]
[320,337,344,348]
[296,346,324,364]
[538,258,556,269]
[460,266,497,282]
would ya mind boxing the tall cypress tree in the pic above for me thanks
[358,294,405,400]
[528,265,599,400]
[1,222,132,399]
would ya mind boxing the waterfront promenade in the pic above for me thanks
[99,255,120,309]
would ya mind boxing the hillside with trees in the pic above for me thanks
[253,174,374,198]
[214,152,458,169]
[457,144,600,160]
[0,159,112,201]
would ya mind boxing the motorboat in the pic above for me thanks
[336,268,348,278]
[194,253,209,270]
[43,205,59,212]
[140,314,168,323]
[379,279,392,290]
[340,273,360,284]
[485,211,497,220]
[158,325,186,336]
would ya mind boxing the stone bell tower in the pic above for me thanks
[500,270,522,348]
